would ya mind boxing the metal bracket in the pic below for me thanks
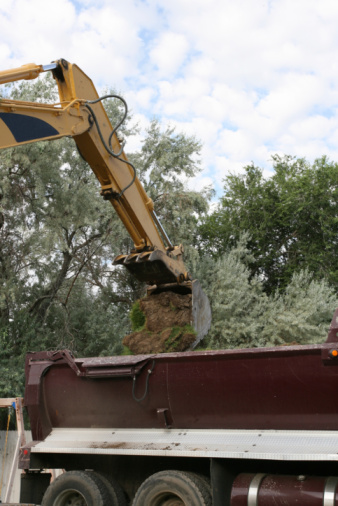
[157,408,172,429]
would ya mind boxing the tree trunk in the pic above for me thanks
[29,250,72,321]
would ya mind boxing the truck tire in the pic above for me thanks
[41,470,111,506]
[90,471,127,505]
[132,470,212,506]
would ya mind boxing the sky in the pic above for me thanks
[1,0,338,198]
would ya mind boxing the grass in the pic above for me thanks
[165,324,196,351]
[130,301,146,331]
[121,345,133,355]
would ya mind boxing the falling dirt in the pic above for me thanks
[123,291,196,354]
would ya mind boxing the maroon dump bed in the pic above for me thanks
[24,310,338,442]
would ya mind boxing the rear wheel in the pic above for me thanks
[41,470,111,506]
[132,470,212,506]
[90,471,127,505]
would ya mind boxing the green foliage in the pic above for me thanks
[131,120,213,271]
[196,236,338,349]
[199,155,338,293]
[122,345,133,355]
[260,270,337,345]
[130,301,146,332]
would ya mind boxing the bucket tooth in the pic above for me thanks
[114,254,127,265]
[124,253,139,264]
[137,251,152,261]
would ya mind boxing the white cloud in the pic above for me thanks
[2,0,338,200]
[257,74,324,123]
[149,32,190,76]
[188,175,214,194]
[126,88,155,111]
[0,0,76,64]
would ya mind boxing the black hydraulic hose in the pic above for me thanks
[84,95,136,198]
[132,360,156,402]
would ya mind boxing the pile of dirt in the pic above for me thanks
[123,291,196,354]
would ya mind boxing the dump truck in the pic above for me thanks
[3,310,338,505]
[1,60,338,505]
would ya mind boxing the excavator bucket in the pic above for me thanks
[115,249,212,346]
[190,279,212,345]
[114,249,188,286]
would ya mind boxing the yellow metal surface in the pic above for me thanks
[0,63,44,85]
[0,98,90,149]
[0,118,16,147]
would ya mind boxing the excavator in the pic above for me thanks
[0,58,211,343]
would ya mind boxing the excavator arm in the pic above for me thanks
[0,59,187,285]
[0,59,211,342]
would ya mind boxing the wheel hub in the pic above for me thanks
[53,489,87,506]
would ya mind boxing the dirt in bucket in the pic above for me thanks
[123,290,196,354]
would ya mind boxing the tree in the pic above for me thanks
[131,120,213,271]
[196,235,338,350]
[199,155,338,293]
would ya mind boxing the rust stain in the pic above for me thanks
[89,442,129,449]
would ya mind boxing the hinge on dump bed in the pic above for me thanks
[25,349,84,377]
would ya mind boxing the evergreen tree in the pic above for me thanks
[196,236,337,350]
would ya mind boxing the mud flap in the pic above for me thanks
[20,472,51,503]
